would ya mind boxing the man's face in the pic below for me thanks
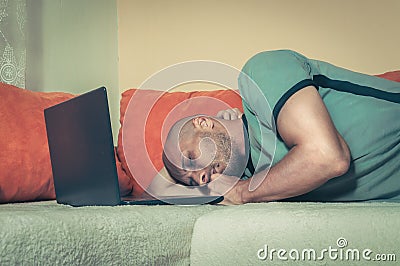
[164,116,232,186]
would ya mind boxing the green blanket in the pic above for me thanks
[190,202,400,265]
[0,201,218,265]
[1,201,399,265]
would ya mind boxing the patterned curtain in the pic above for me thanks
[0,0,26,88]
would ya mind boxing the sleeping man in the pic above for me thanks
[153,50,400,204]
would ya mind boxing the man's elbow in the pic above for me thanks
[331,155,350,177]
[308,143,350,180]
[324,149,351,179]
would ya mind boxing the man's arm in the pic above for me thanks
[218,86,351,204]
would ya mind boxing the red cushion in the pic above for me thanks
[0,84,132,203]
[376,70,400,82]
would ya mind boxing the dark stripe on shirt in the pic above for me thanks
[272,75,400,139]
[314,75,400,104]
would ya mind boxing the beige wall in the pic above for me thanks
[117,0,400,91]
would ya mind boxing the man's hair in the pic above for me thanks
[162,150,188,186]
[162,130,231,186]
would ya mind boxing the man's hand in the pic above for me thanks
[208,173,247,205]
[216,108,243,120]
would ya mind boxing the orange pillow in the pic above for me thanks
[117,89,243,195]
[0,83,132,203]
[117,71,400,196]
[376,70,400,82]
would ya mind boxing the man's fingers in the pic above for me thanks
[216,110,225,119]
[223,111,231,120]
[216,110,234,120]
[232,108,243,118]
[216,108,243,120]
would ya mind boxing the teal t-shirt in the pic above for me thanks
[238,50,400,202]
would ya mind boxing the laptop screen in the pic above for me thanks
[44,87,121,206]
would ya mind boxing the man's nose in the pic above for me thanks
[198,171,211,185]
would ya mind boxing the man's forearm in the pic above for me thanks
[241,144,349,203]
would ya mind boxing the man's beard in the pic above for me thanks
[201,131,247,178]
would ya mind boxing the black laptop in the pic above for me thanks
[44,87,223,206]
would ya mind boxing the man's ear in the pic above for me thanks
[192,116,214,130]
